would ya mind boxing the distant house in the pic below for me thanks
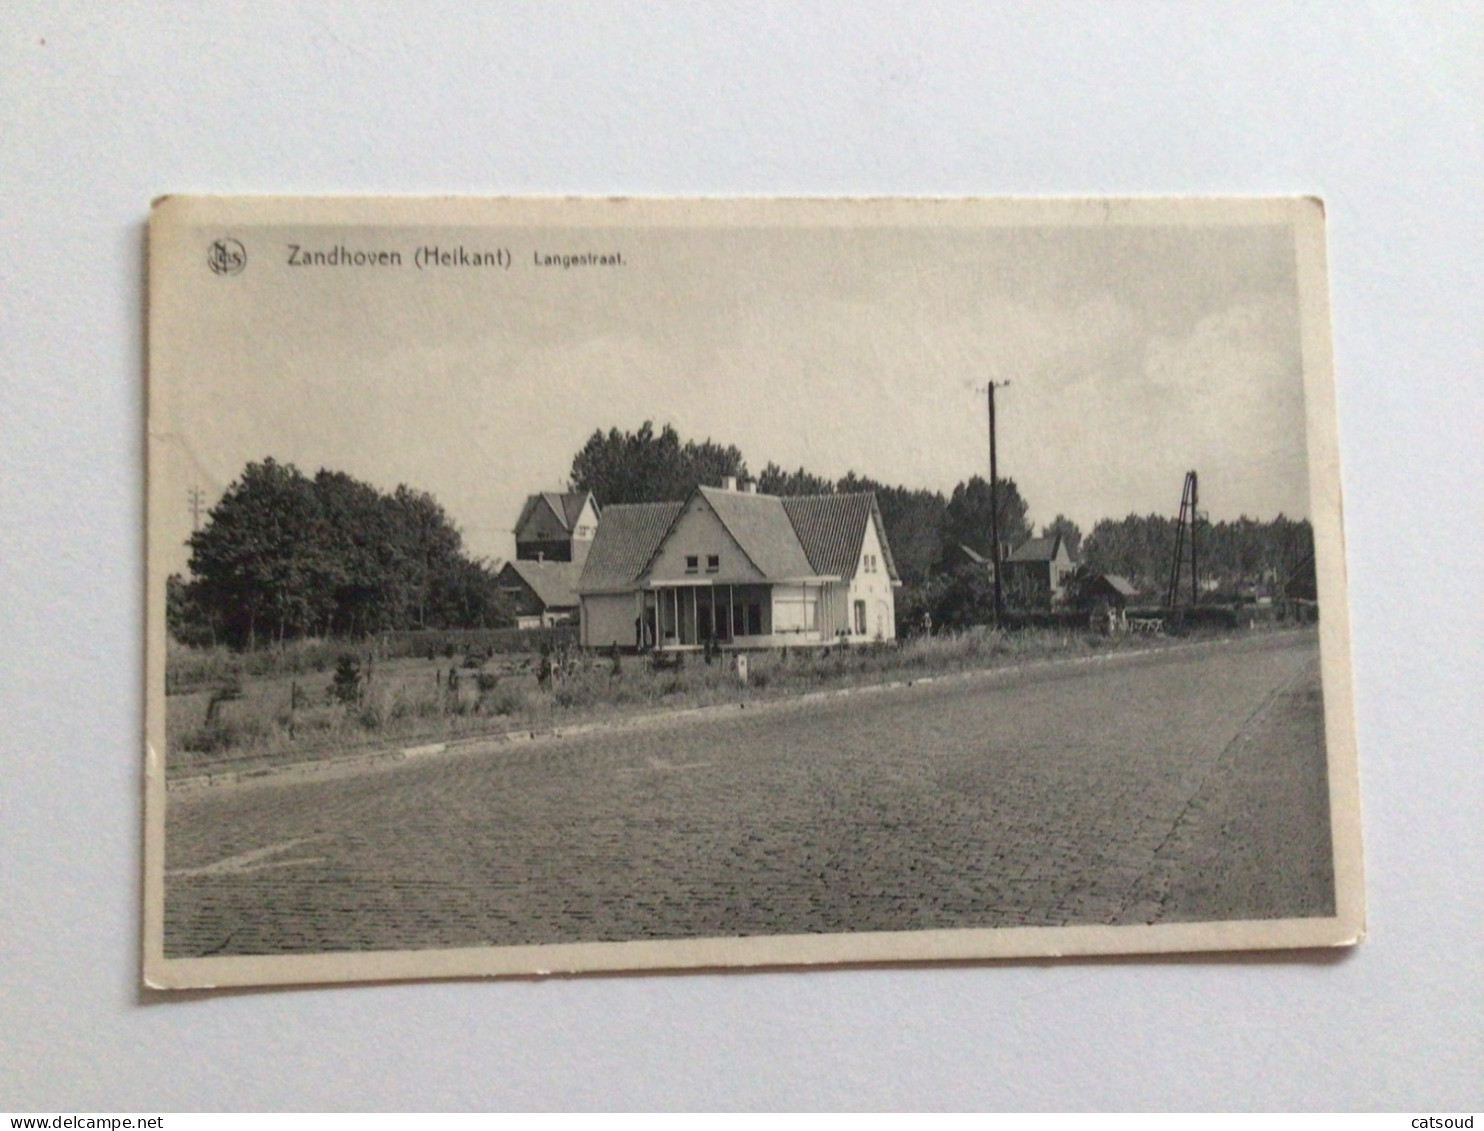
[577,478,900,651]
[496,559,583,630]
[941,542,996,576]
[1002,533,1079,605]
[1080,572,1139,609]
[513,491,600,566]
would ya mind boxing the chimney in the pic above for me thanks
[741,481,756,494]
[721,475,738,492]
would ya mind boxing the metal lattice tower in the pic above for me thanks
[1165,470,1200,609]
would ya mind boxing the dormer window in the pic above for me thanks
[706,554,720,573]
[685,555,699,574]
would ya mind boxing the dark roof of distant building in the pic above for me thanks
[498,559,583,609]
[1098,573,1139,598]
[950,543,990,565]
[577,501,686,592]
[1008,534,1071,563]
[515,491,597,539]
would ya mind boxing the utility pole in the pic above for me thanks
[1189,470,1200,606]
[187,485,205,532]
[987,381,1010,628]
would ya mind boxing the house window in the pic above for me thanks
[706,554,720,573]
[685,555,698,574]
[854,600,867,635]
[739,603,762,635]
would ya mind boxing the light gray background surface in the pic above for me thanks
[2,2,1479,1111]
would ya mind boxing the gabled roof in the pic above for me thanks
[698,486,815,580]
[1007,534,1067,563]
[1098,573,1138,598]
[782,492,900,582]
[499,559,583,609]
[576,487,903,592]
[950,542,989,565]
[558,491,596,528]
[577,501,686,592]
[515,491,596,538]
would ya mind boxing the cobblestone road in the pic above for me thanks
[164,630,1333,956]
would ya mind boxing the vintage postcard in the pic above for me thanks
[144,196,1362,988]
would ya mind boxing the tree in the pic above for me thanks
[427,556,513,629]
[756,462,836,496]
[1040,515,1082,560]
[388,485,465,629]
[932,563,997,629]
[314,469,409,635]
[941,475,1032,563]
[187,459,340,648]
[836,472,948,585]
[165,571,219,647]
[569,420,748,505]
[184,459,507,648]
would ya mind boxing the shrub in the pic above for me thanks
[553,683,595,710]
[331,654,362,704]
[178,716,268,755]
[481,685,526,716]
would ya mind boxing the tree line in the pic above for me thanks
[568,422,1035,584]
[1081,512,1314,596]
[571,422,1314,629]
[172,425,1315,649]
[168,459,508,649]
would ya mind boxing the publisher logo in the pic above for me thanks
[208,238,247,276]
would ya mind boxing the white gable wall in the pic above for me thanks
[845,514,896,641]
[643,494,765,584]
[571,496,599,543]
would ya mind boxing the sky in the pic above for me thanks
[153,201,1316,573]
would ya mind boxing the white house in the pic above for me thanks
[577,479,900,651]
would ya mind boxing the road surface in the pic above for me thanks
[164,629,1334,956]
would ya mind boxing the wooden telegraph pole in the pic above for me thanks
[987,382,1010,627]
[1189,470,1200,606]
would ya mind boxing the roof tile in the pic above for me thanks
[500,559,583,609]
[698,487,815,579]
[577,501,686,592]
[783,492,899,582]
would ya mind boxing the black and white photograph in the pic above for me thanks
[144,195,1361,988]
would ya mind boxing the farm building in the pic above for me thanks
[513,491,600,566]
[496,558,583,629]
[577,478,900,651]
[1080,572,1139,608]
[941,542,998,577]
[1002,533,1079,605]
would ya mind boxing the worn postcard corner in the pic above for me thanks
[145,195,1362,989]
